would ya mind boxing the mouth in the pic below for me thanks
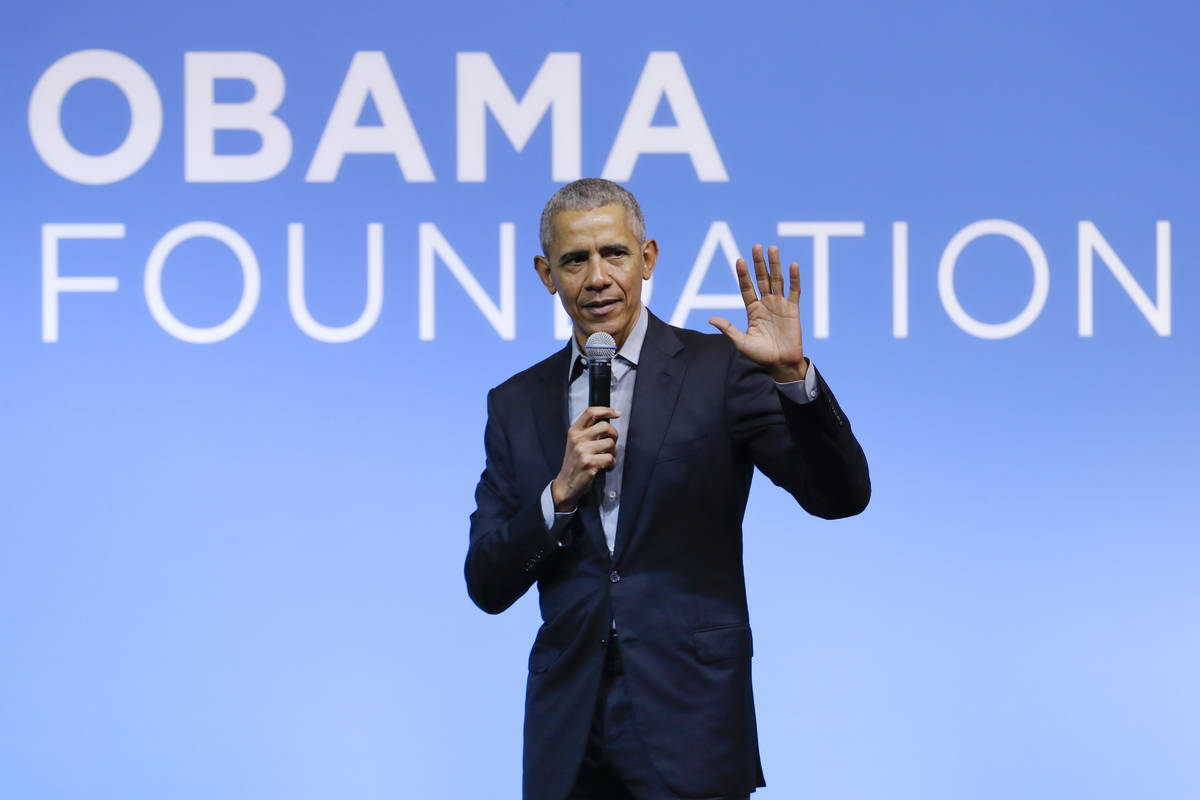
[582,298,620,317]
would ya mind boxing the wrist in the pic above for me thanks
[769,356,808,383]
[551,478,575,512]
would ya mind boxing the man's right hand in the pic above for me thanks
[551,406,620,512]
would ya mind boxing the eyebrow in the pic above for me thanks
[557,249,588,266]
[556,243,631,266]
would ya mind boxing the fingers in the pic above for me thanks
[580,436,617,464]
[568,417,618,473]
[746,244,801,302]
[581,420,618,444]
[572,406,621,429]
[569,411,619,451]
[767,245,784,296]
[709,316,745,348]
[734,258,758,308]
[585,454,616,473]
[746,244,792,297]
[751,243,770,298]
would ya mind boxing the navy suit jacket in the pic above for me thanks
[466,312,870,800]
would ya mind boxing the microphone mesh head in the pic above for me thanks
[584,332,617,361]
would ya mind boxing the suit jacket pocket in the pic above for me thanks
[528,645,562,674]
[691,623,753,663]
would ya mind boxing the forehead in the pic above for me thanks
[546,204,638,252]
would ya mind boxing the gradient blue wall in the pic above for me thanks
[2,1,1197,798]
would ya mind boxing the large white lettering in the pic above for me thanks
[668,222,744,327]
[34,220,1177,343]
[457,52,581,182]
[892,222,909,338]
[602,52,728,182]
[29,50,162,184]
[419,222,515,340]
[41,223,123,342]
[184,52,292,182]
[306,51,434,183]
[288,223,384,342]
[938,219,1049,339]
[30,50,731,184]
[1078,221,1170,336]
[776,222,865,339]
[145,222,261,343]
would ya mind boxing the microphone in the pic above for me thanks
[584,332,617,489]
[584,332,616,408]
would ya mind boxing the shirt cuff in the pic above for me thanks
[774,359,819,404]
[540,481,576,546]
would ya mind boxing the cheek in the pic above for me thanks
[559,283,582,307]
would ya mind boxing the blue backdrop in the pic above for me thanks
[2,1,1197,798]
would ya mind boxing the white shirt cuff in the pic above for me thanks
[774,359,819,404]
[541,482,576,545]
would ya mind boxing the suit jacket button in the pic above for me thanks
[609,570,621,583]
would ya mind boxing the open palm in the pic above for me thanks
[710,244,807,382]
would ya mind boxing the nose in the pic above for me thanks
[584,254,610,289]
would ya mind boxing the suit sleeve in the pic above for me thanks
[725,351,871,519]
[464,388,563,614]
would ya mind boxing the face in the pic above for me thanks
[534,203,658,350]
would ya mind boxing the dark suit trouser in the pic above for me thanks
[566,637,751,800]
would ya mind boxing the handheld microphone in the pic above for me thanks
[584,332,616,408]
[585,332,617,487]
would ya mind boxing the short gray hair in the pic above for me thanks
[539,178,646,255]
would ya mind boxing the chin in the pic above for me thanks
[574,309,630,342]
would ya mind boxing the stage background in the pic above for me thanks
[2,1,1197,798]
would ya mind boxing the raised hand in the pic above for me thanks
[709,244,808,382]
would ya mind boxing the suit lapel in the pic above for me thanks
[612,313,686,564]
[533,343,572,479]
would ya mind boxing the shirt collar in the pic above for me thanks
[568,303,648,376]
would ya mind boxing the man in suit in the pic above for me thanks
[466,179,870,800]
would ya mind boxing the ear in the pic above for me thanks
[534,255,557,295]
[640,238,658,280]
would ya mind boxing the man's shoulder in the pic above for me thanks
[665,320,731,351]
[487,345,567,404]
[652,315,737,365]
[655,316,777,393]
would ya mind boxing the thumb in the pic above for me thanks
[709,316,745,347]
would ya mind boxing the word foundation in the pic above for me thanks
[41,219,1171,344]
